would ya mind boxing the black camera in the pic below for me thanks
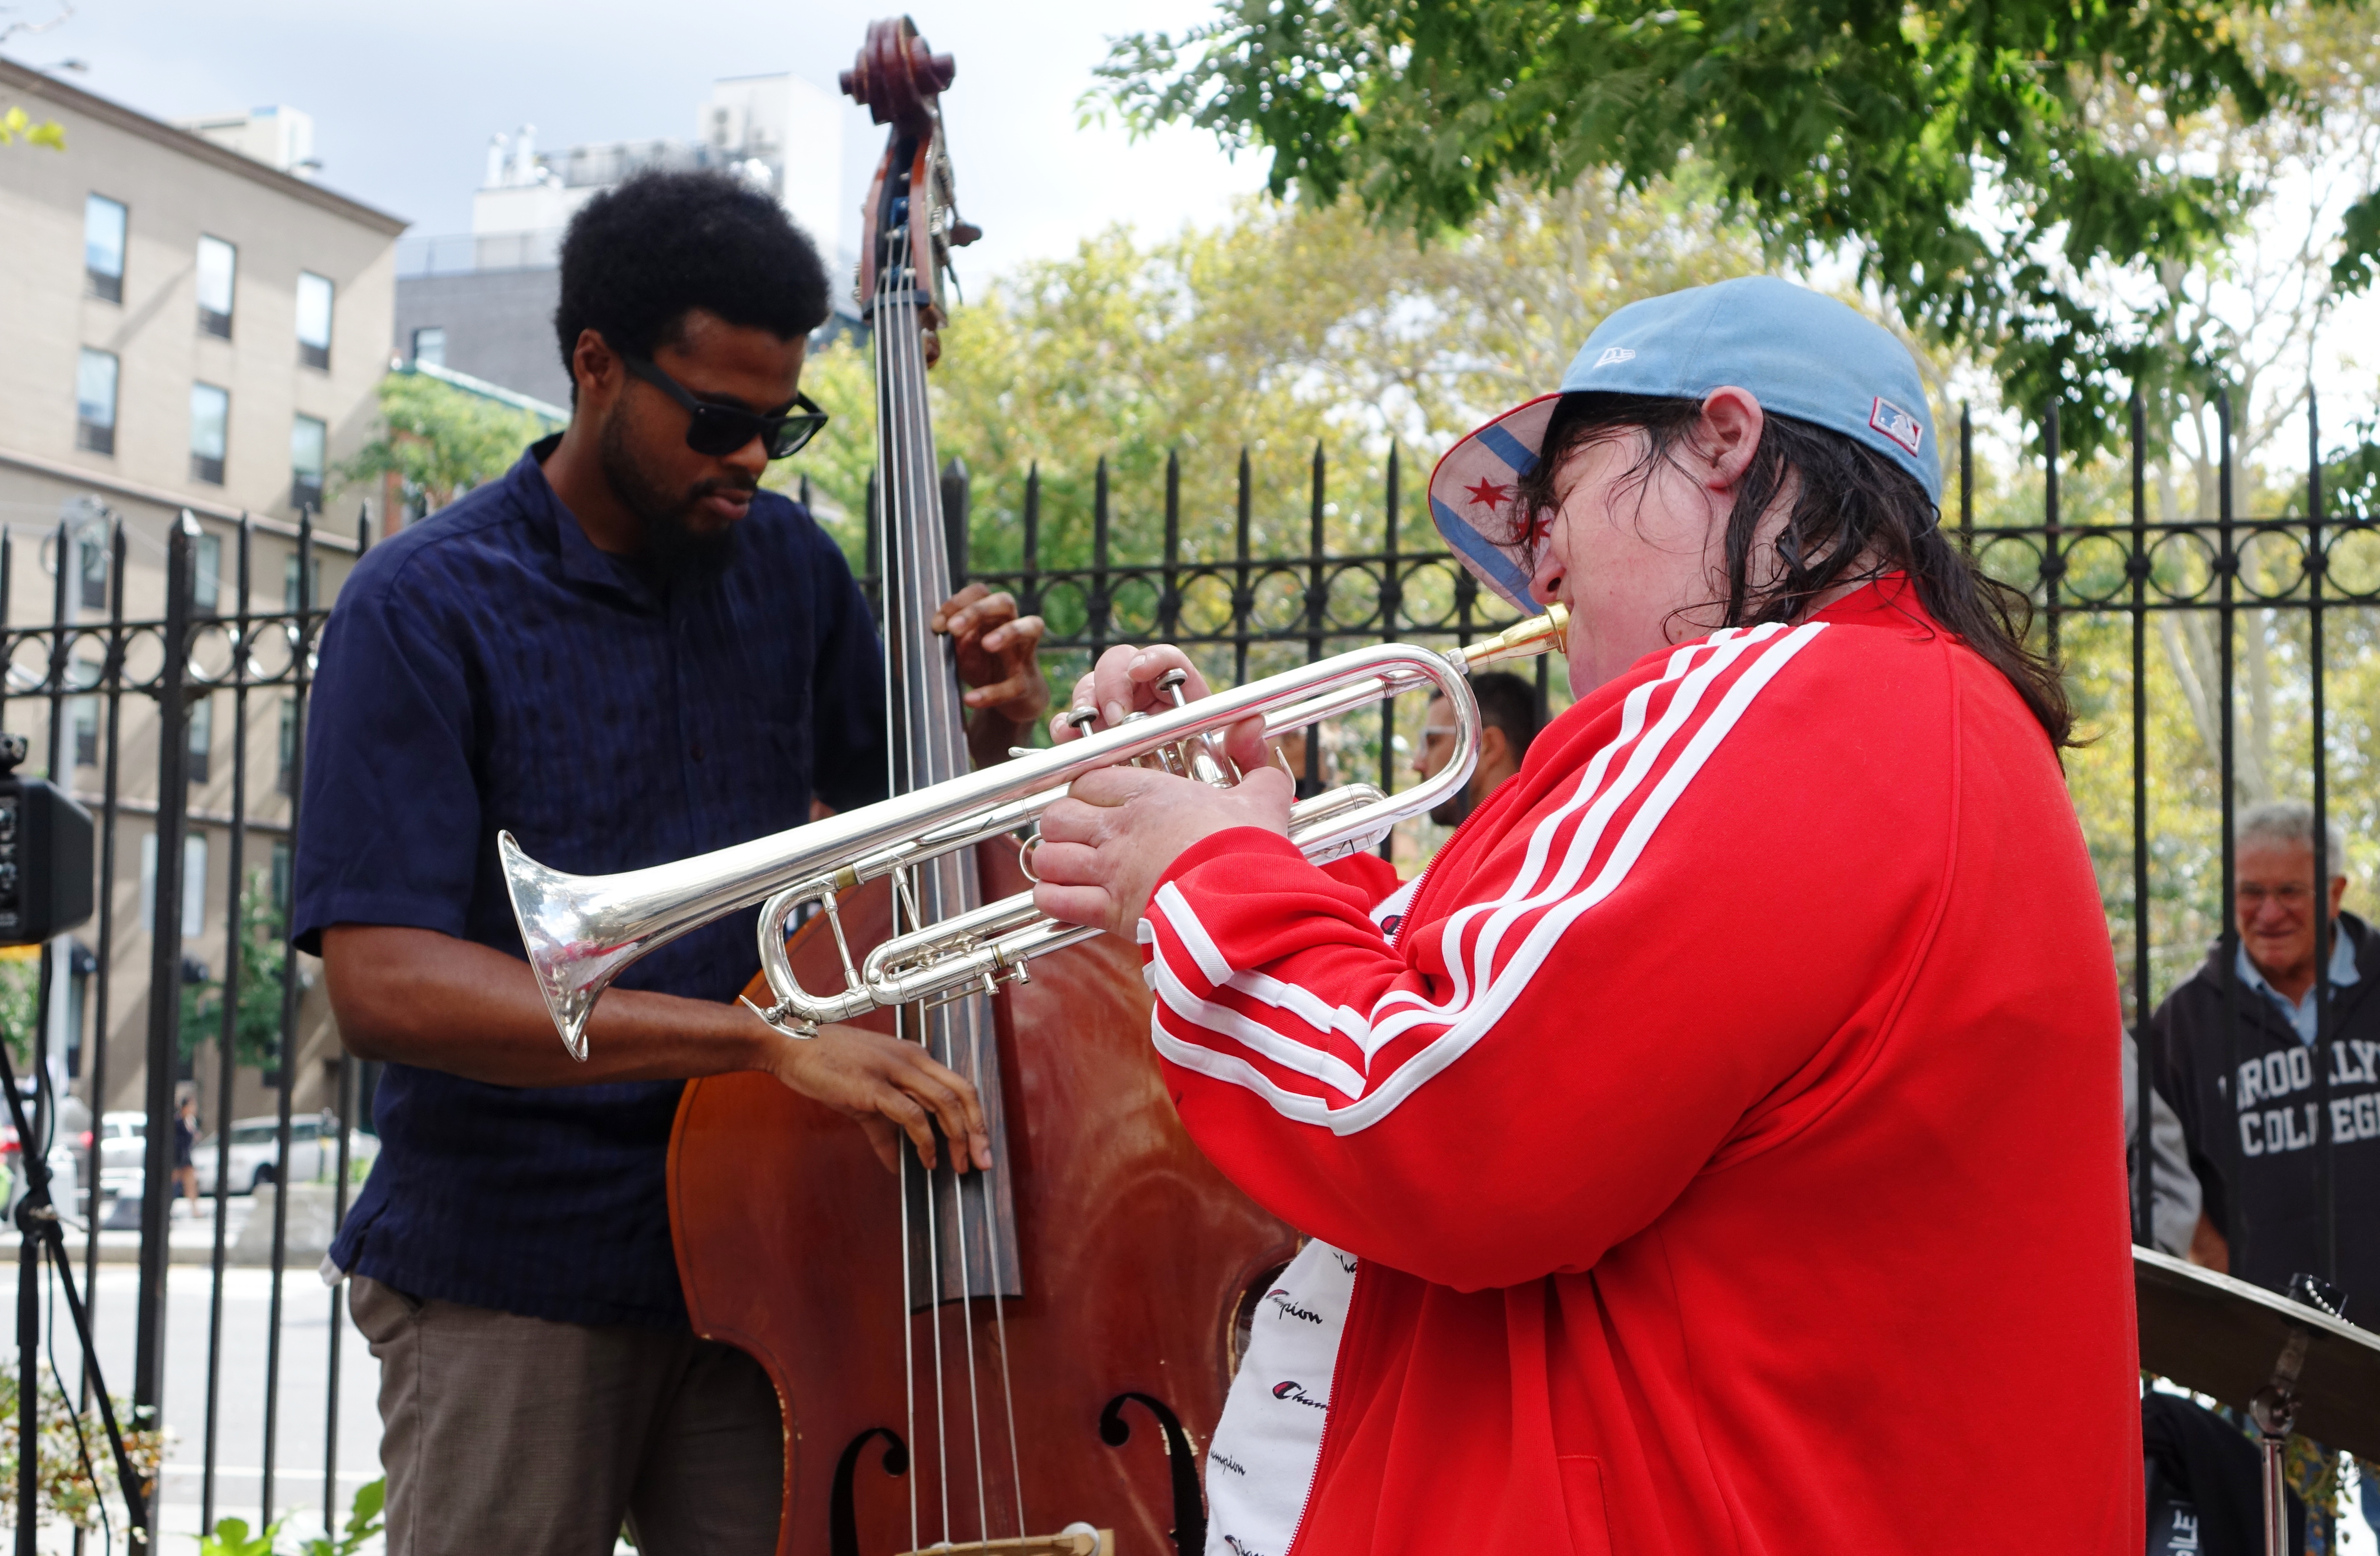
[0,734,93,945]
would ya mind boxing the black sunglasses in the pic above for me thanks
[618,349,829,460]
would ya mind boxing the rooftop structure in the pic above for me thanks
[394,72,850,406]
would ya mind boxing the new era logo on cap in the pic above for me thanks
[1869,397,1925,457]
[1594,346,1637,368]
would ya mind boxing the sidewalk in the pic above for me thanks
[73,1193,265,1265]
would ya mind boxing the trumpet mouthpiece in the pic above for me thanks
[1454,603,1569,672]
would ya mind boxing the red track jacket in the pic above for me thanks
[1145,580,2141,1556]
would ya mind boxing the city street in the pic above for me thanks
[0,1227,382,1551]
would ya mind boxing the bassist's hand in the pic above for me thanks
[936,582,1049,729]
[765,1021,994,1176]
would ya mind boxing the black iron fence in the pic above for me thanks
[0,385,2370,1545]
[0,506,356,1549]
[893,392,2378,1281]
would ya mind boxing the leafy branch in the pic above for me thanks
[335,372,557,517]
[179,871,293,1070]
[200,1477,385,1556]
[1095,0,2332,449]
[0,104,63,150]
[0,0,75,151]
[0,1374,163,1534]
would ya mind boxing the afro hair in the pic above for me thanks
[554,168,831,393]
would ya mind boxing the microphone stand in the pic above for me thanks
[0,946,148,1553]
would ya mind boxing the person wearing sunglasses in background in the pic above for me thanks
[290,170,1045,1556]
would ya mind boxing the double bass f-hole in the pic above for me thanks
[829,1428,910,1556]
[1099,1395,1206,1556]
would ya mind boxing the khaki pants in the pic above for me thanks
[349,1275,781,1556]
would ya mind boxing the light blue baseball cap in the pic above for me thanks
[1427,276,1941,610]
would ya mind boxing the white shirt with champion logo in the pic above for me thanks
[1203,872,1404,1555]
[1205,1237,1360,1556]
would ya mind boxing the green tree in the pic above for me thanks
[775,181,1761,819]
[337,372,560,516]
[0,951,37,1069]
[782,178,1760,582]
[181,871,292,1071]
[1097,0,2354,447]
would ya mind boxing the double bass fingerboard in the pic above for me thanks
[872,211,1024,1306]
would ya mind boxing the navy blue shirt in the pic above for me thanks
[299,439,887,1328]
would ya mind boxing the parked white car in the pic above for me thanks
[95,1109,145,1172]
[192,1113,378,1198]
[1,1083,88,1225]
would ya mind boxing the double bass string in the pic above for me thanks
[881,174,1031,1547]
[926,138,1030,1543]
[872,229,924,1556]
[899,244,998,1550]
[884,216,1004,1549]
[880,223,953,1552]
[969,959,1029,1542]
[891,237,959,1552]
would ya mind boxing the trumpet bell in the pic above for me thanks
[500,831,627,1061]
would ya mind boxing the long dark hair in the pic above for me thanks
[1510,392,2073,747]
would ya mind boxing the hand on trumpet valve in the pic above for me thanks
[1031,760,1293,937]
[1050,643,1268,770]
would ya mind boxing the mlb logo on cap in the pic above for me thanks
[1869,397,1925,457]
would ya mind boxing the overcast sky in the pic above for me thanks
[11,0,1269,285]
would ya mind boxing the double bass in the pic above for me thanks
[666,19,1299,1556]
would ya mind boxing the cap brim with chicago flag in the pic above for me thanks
[1427,276,1942,612]
[1426,394,1561,612]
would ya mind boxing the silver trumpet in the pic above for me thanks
[501,605,1568,1059]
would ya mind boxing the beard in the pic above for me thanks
[1428,784,1474,829]
[598,414,746,579]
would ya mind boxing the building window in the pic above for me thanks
[84,195,126,303]
[270,840,292,922]
[410,326,445,367]
[277,697,298,795]
[291,415,326,511]
[74,348,118,455]
[283,553,323,612]
[69,697,98,768]
[76,533,108,612]
[139,831,209,939]
[296,272,333,370]
[187,694,212,784]
[190,382,229,485]
[66,654,102,768]
[193,531,222,616]
[195,235,236,339]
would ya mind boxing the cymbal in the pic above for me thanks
[2136,1246,2380,1458]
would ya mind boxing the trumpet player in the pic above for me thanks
[1032,278,2141,1554]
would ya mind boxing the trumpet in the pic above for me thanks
[501,606,1568,1059]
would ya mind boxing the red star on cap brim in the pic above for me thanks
[1464,478,1511,509]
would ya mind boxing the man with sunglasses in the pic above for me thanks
[292,169,1047,1556]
